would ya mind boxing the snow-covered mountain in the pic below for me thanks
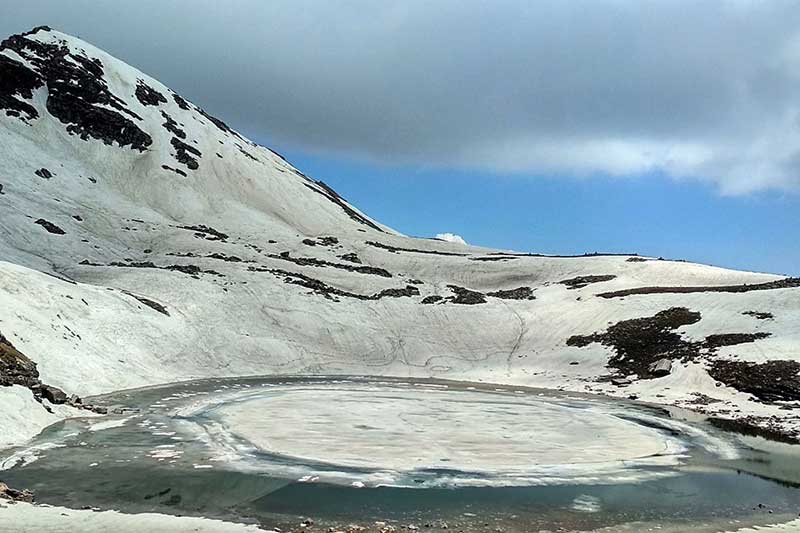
[1,26,799,447]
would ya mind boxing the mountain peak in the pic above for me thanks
[0,27,390,233]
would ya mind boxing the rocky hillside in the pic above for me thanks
[1,26,799,446]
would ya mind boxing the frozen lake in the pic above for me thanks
[2,377,800,532]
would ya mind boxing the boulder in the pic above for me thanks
[0,482,34,503]
[41,384,68,404]
[648,358,672,377]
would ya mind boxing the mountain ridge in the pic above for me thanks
[0,26,799,448]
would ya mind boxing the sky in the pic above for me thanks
[2,1,799,275]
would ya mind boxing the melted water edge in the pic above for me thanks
[2,376,800,532]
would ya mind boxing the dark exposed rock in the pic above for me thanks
[122,291,169,316]
[0,332,39,388]
[598,278,800,298]
[165,264,202,276]
[469,256,519,262]
[172,92,190,110]
[35,218,65,234]
[317,236,339,246]
[236,145,259,162]
[161,111,186,139]
[271,252,392,278]
[705,332,771,349]
[177,225,228,241]
[102,260,217,278]
[445,285,487,305]
[708,360,800,404]
[35,168,53,179]
[559,275,617,290]
[374,285,420,299]
[0,31,153,151]
[302,239,317,246]
[0,482,35,503]
[207,253,243,263]
[195,105,238,137]
[487,251,640,259]
[252,267,418,302]
[134,79,166,106]
[161,165,187,177]
[626,257,649,263]
[339,252,362,264]
[255,267,366,301]
[568,308,775,381]
[648,358,672,377]
[487,287,536,300]
[41,384,67,404]
[170,136,201,170]
[708,416,799,444]
[421,295,444,305]
[1,30,152,150]
[365,241,468,257]
[743,311,774,320]
[408,279,424,285]
[567,308,702,378]
[72,215,83,222]
[0,53,42,122]
[303,181,386,233]
[0,184,4,194]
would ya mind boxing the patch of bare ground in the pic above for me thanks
[34,218,65,235]
[270,251,392,278]
[302,180,386,233]
[469,256,519,262]
[597,278,800,298]
[121,291,169,316]
[366,241,468,257]
[487,251,640,258]
[708,416,799,444]
[249,267,418,302]
[486,287,536,300]
[559,274,617,289]
[708,360,800,404]
[0,332,39,388]
[567,307,773,380]
[445,285,487,305]
[80,260,222,278]
[743,310,775,320]
[175,224,228,241]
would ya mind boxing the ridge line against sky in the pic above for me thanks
[2,1,799,275]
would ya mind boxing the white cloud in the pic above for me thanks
[435,233,467,245]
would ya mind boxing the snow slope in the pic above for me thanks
[1,26,799,447]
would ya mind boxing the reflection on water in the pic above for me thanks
[2,376,799,532]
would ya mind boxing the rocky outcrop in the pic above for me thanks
[0,332,40,388]
[0,482,34,503]
[568,308,775,381]
[1,331,104,413]
[559,275,616,290]
[598,278,800,298]
[1,28,153,151]
[34,219,66,235]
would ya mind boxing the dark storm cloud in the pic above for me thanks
[4,1,800,193]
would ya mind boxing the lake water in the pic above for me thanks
[2,376,799,532]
